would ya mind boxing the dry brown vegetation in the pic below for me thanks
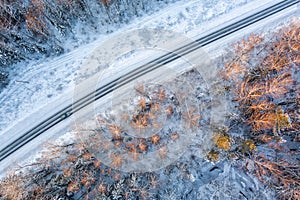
[220,17,300,199]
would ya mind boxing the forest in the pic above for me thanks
[0,18,299,200]
[0,0,176,88]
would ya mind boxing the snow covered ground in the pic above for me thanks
[0,0,299,198]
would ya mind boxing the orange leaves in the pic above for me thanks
[68,182,80,192]
[235,80,263,103]
[25,12,45,32]
[235,72,294,104]
[109,124,122,139]
[264,72,294,98]
[93,160,101,168]
[165,106,173,117]
[109,153,123,168]
[131,110,161,133]
[67,154,77,162]
[138,139,148,152]
[207,149,220,162]
[225,35,295,143]
[132,114,149,131]
[248,33,264,46]
[0,173,25,200]
[281,17,300,43]
[138,98,147,109]
[292,54,300,64]
[1,81,187,199]
[248,111,277,132]
[212,134,231,151]
[290,41,300,51]
[247,101,275,113]
[126,142,139,161]
[83,152,93,161]
[232,33,264,59]
[220,18,300,199]
[223,62,246,81]
[152,88,166,101]
[25,0,49,36]
[129,84,171,134]
[231,67,294,134]
[64,168,72,177]
[97,183,107,194]
[151,135,161,145]
[182,108,201,129]
[240,139,257,153]
[252,154,300,194]
[248,106,291,134]
[257,134,274,143]
[81,178,91,188]
[275,108,292,129]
